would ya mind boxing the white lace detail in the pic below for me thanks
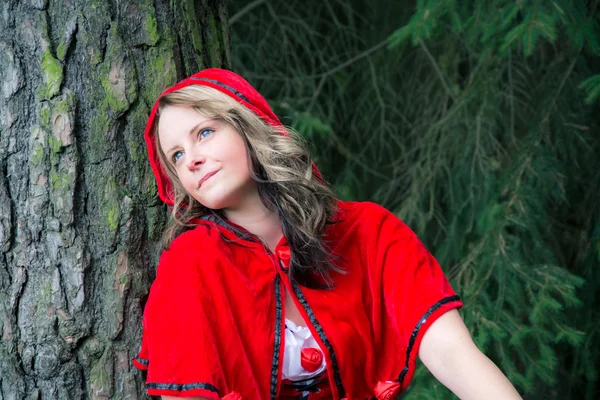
[281,318,327,380]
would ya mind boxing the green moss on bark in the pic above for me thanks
[48,136,62,154]
[107,204,120,231]
[31,143,45,166]
[103,178,121,232]
[40,102,51,126]
[89,345,113,397]
[206,14,222,66]
[183,0,204,54]
[100,23,138,114]
[56,42,67,61]
[49,168,72,192]
[143,46,177,106]
[145,12,160,45]
[37,50,63,100]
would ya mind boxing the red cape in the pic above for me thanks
[133,69,462,399]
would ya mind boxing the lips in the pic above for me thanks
[198,170,219,188]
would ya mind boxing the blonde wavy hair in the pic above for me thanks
[153,85,342,288]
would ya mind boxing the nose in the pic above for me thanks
[185,148,206,171]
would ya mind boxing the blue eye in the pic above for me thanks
[172,151,183,163]
[199,128,214,139]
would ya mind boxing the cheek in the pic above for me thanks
[224,140,252,177]
[182,178,197,193]
[178,179,197,199]
[174,167,197,190]
[233,150,251,175]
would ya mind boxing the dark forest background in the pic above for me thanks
[228,1,599,399]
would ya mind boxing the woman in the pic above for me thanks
[132,68,521,400]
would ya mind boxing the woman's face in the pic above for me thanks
[157,105,257,211]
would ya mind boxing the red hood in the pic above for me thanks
[143,68,322,206]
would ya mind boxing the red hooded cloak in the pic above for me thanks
[132,68,463,400]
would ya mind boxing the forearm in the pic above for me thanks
[424,339,521,400]
[419,310,521,400]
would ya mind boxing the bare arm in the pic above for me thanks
[418,309,522,400]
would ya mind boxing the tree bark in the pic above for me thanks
[0,0,230,398]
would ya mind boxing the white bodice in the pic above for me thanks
[281,318,327,380]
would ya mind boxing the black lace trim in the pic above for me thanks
[270,275,283,400]
[291,281,346,398]
[147,382,219,393]
[396,295,462,385]
[190,77,252,104]
[135,356,149,366]
[199,215,258,242]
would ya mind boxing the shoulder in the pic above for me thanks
[335,200,387,221]
[155,223,218,281]
[145,225,217,316]
[325,201,416,258]
[166,222,215,252]
[334,200,409,232]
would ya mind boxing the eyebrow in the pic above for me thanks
[164,119,216,156]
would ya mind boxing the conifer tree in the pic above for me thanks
[229,0,599,398]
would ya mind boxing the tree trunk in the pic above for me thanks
[0,0,230,398]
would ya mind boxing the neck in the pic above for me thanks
[224,192,283,252]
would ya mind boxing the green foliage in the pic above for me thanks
[388,1,600,58]
[579,74,600,104]
[229,0,599,398]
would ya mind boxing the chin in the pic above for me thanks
[192,182,256,211]
[195,197,229,211]
[194,191,238,211]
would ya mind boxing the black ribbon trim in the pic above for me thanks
[147,382,219,393]
[396,295,462,385]
[270,275,283,400]
[291,281,346,399]
[190,77,252,104]
[135,356,149,366]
